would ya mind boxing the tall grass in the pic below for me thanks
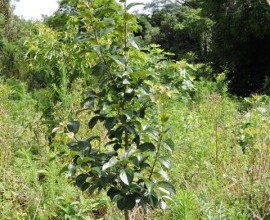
[169,92,270,219]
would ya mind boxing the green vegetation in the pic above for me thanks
[1,0,270,219]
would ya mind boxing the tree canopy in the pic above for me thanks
[137,0,270,95]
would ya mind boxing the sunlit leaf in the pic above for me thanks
[120,169,134,185]
[158,156,172,169]
[102,157,118,171]
[156,181,176,195]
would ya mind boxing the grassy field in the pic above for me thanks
[1,78,270,219]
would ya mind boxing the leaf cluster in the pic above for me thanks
[59,0,176,212]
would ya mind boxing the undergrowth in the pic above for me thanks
[1,77,270,219]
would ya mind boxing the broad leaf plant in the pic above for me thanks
[63,0,176,217]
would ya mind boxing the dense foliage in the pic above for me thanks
[138,0,270,95]
[1,0,270,219]
[202,0,270,96]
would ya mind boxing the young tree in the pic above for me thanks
[47,0,176,219]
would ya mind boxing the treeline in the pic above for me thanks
[137,0,270,96]
[1,0,270,96]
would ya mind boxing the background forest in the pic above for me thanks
[1,0,270,219]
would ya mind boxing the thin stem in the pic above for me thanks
[124,130,129,151]
[123,0,129,70]
[149,130,163,180]
[123,0,130,153]
[125,210,130,220]
[215,115,218,164]
[124,0,128,49]
[149,102,167,180]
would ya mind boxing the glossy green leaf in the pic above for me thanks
[104,117,117,130]
[158,156,172,169]
[129,156,139,167]
[158,169,169,181]
[107,187,122,200]
[123,123,136,134]
[117,194,136,210]
[138,142,156,152]
[100,27,114,36]
[67,121,80,134]
[102,157,118,171]
[88,116,100,129]
[156,181,176,195]
[164,139,175,153]
[120,168,134,185]
[80,182,91,191]
[113,143,122,151]
[150,195,159,208]
[76,174,88,188]
[92,63,106,76]
[110,55,126,66]
[67,141,90,151]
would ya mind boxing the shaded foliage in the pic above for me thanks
[201,0,270,96]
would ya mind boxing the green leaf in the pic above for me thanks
[102,157,118,171]
[110,55,126,66]
[141,194,159,208]
[133,135,140,146]
[124,92,134,102]
[156,181,176,195]
[117,195,136,210]
[67,141,90,151]
[158,169,169,181]
[158,156,172,169]
[120,169,134,185]
[78,140,91,149]
[104,117,117,130]
[100,27,114,36]
[123,123,136,134]
[105,140,118,147]
[88,184,98,195]
[76,174,88,188]
[67,121,80,134]
[92,63,106,76]
[85,90,98,98]
[164,139,175,153]
[129,39,139,49]
[81,182,91,191]
[138,142,156,152]
[88,116,100,129]
[149,195,159,208]
[113,143,122,151]
[139,107,146,118]
[129,156,139,167]
[107,187,122,200]
[132,70,150,82]
[90,167,101,176]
